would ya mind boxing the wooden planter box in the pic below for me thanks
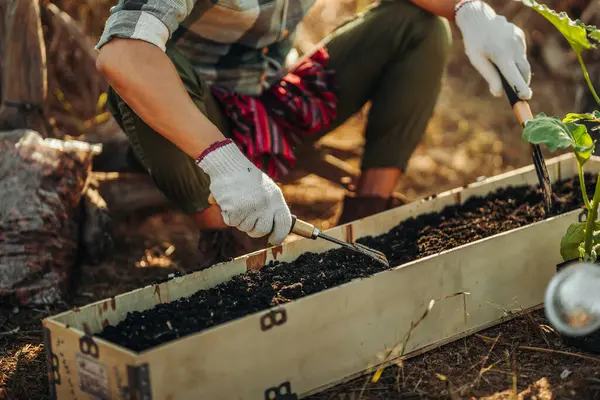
[43,153,594,400]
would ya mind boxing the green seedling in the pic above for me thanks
[520,0,600,104]
[518,0,600,262]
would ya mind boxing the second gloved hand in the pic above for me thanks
[455,0,532,100]
[196,139,292,246]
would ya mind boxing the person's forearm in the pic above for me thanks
[409,0,463,20]
[96,38,225,159]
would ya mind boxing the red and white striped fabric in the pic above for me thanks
[211,47,338,179]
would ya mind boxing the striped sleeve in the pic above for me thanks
[96,0,198,52]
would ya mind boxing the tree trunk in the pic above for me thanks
[0,0,48,135]
[0,2,4,96]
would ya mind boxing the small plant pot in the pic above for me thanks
[554,259,600,354]
[556,258,579,273]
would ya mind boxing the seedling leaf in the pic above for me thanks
[562,111,600,123]
[521,113,594,163]
[519,0,600,266]
[570,124,595,163]
[589,27,600,44]
[561,223,586,261]
[518,0,600,54]
[561,222,600,261]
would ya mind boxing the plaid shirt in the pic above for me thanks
[97,0,317,95]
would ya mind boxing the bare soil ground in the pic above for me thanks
[2,3,599,399]
[308,309,600,400]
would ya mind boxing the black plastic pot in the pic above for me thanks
[556,258,579,273]
[553,259,600,354]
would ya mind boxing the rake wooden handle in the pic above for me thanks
[494,65,533,126]
[290,216,318,239]
[493,65,553,214]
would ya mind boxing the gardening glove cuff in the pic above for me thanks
[196,139,292,246]
[455,0,532,100]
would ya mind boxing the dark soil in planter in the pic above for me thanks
[97,174,595,352]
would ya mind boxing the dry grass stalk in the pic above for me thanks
[357,291,471,400]
[475,334,600,363]
[473,333,502,389]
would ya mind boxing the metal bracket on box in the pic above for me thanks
[79,335,100,358]
[127,363,152,400]
[260,308,287,331]
[44,327,60,399]
[264,381,298,400]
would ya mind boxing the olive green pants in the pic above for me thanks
[106,0,452,215]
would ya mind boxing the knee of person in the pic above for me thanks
[425,15,453,62]
[409,12,453,63]
[383,1,453,62]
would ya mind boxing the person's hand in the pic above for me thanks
[455,0,532,100]
[196,139,292,245]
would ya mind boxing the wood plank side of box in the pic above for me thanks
[136,209,576,399]
[42,153,588,399]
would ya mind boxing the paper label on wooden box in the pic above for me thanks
[77,353,109,399]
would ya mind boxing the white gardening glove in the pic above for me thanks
[455,0,532,100]
[196,139,292,246]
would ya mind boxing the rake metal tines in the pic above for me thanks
[318,232,390,267]
[352,242,390,267]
